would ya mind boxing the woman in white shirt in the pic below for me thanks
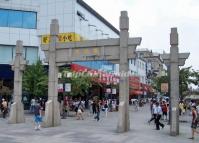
[154,102,164,130]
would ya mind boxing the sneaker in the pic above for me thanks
[188,137,194,140]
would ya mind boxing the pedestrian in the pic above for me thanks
[76,100,84,120]
[88,99,93,115]
[30,98,36,113]
[34,102,42,130]
[94,101,100,121]
[189,105,199,140]
[148,100,156,124]
[179,101,185,116]
[1,99,8,118]
[104,101,108,117]
[154,102,164,130]
[135,100,139,111]
[162,101,168,120]
[92,100,97,115]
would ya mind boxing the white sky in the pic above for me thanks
[84,0,199,70]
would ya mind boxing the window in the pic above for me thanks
[23,11,37,29]
[8,10,23,28]
[0,9,8,27]
[0,9,37,29]
[0,45,13,64]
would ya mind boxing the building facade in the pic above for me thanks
[0,0,39,65]
[0,0,119,81]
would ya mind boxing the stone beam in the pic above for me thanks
[41,37,141,50]
[161,53,190,66]
[42,45,139,63]
[41,38,141,62]
[52,45,137,63]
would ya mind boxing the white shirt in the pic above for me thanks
[154,106,162,115]
[196,105,199,114]
[151,104,156,114]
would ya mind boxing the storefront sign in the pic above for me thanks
[65,83,71,92]
[58,84,64,92]
[161,83,168,93]
[112,88,117,94]
[41,32,82,44]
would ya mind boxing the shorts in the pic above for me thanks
[34,115,42,123]
[191,121,198,129]
[163,112,167,116]
[77,109,82,113]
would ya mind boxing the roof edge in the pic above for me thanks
[77,0,119,35]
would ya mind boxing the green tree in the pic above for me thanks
[192,69,199,87]
[60,68,94,97]
[151,67,197,97]
[179,67,195,96]
[23,60,48,98]
[151,76,168,92]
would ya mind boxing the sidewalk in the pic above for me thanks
[0,105,198,143]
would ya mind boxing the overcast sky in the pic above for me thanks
[84,0,199,70]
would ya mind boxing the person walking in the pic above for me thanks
[92,100,97,115]
[34,102,42,130]
[104,101,108,117]
[148,100,156,124]
[30,98,36,113]
[94,101,100,121]
[189,105,199,140]
[1,99,8,118]
[76,100,84,120]
[162,101,168,121]
[154,102,164,130]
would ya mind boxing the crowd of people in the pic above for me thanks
[1,95,199,139]
[147,98,199,139]
[60,97,119,122]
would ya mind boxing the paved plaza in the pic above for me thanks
[0,105,198,143]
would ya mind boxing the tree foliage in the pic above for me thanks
[23,60,48,98]
[60,68,95,97]
[152,67,198,97]
[151,76,168,92]
[179,67,195,96]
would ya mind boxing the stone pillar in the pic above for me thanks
[117,11,130,132]
[170,28,179,136]
[8,40,26,124]
[43,19,61,127]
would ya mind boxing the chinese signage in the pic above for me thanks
[41,32,83,44]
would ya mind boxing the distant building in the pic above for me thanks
[136,48,167,78]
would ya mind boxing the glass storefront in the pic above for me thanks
[0,45,38,64]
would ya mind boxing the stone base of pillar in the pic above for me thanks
[170,131,179,136]
[8,102,25,124]
[43,100,61,127]
[117,101,130,133]
[170,128,179,136]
